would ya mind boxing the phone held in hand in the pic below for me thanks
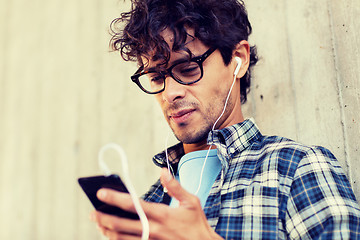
[78,174,139,219]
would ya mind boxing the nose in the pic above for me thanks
[161,76,186,103]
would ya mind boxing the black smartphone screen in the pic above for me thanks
[78,174,139,219]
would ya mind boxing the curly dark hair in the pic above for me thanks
[110,0,258,103]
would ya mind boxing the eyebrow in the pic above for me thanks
[145,55,192,72]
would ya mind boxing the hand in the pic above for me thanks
[90,168,223,240]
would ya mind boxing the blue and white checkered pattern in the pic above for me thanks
[143,119,360,239]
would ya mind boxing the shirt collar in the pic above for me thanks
[207,118,262,160]
[153,142,184,169]
[152,119,262,169]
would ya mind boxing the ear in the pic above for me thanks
[232,40,250,79]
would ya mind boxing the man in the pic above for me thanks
[90,0,360,239]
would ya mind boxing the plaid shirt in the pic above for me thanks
[143,119,360,239]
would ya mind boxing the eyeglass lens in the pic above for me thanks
[138,61,202,93]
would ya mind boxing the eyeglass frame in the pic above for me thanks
[130,47,217,94]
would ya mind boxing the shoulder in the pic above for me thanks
[258,136,359,208]
[240,135,344,180]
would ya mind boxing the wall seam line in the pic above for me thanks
[283,0,299,141]
[327,0,352,181]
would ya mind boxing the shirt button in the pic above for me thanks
[229,148,235,154]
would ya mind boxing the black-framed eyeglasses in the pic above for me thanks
[131,48,216,94]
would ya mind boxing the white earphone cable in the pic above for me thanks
[194,70,238,195]
[98,143,150,240]
[95,58,240,240]
[164,58,240,196]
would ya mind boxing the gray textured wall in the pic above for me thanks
[0,0,359,239]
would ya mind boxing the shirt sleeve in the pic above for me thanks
[141,179,166,203]
[285,146,360,239]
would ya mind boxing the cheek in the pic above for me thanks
[155,95,167,116]
[206,68,234,96]
[155,94,162,105]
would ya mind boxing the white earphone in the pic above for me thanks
[234,57,242,76]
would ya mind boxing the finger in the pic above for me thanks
[97,188,169,221]
[160,168,199,207]
[97,189,138,213]
[95,211,169,240]
[103,228,141,240]
[93,210,143,236]
[98,224,141,240]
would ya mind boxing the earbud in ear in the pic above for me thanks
[234,57,242,76]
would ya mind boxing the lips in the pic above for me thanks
[169,109,195,124]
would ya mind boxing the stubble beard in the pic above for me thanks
[169,94,234,144]
[171,118,213,144]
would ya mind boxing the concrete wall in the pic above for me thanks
[0,0,359,239]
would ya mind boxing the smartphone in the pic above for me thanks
[78,174,139,219]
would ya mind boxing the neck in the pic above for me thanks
[183,140,216,154]
[182,95,245,154]
[183,112,245,154]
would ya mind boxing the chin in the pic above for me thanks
[173,125,211,144]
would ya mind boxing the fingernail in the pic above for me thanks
[162,168,172,182]
[97,189,106,199]
[89,212,96,221]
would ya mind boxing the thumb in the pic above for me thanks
[160,168,195,205]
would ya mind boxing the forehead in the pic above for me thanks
[141,28,207,68]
